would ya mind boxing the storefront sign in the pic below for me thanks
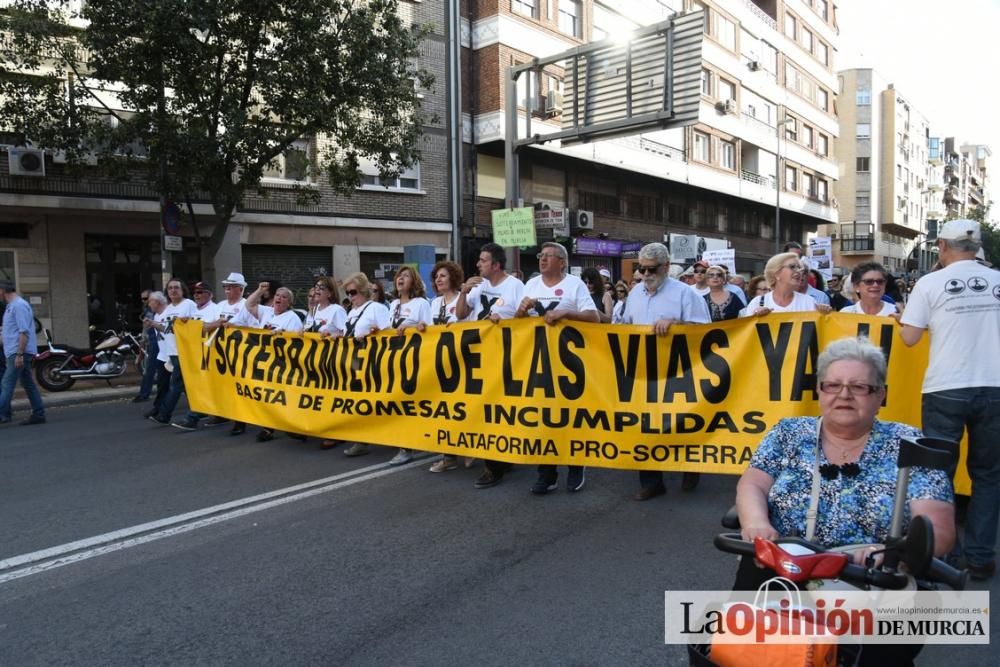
[574,238,622,256]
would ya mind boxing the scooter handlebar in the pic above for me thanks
[923,558,968,591]
[714,533,911,590]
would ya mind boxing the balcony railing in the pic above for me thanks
[743,0,778,31]
[0,174,162,200]
[637,137,686,162]
[741,169,774,188]
[741,112,777,137]
[840,236,875,252]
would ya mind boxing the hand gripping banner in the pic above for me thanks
[175,314,967,488]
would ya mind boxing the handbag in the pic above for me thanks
[707,577,837,667]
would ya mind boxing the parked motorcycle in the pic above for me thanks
[33,324,146,392]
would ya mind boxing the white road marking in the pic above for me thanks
[0,456,434,585]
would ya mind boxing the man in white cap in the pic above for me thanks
[217,272,247,322]
[899,219,1000,580]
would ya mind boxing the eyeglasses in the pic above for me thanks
[636,264,662,275]
[345,289,359,297]
[314,285,329,291]
[781,263,804,272]
[193,290,210,295]
[693,268,707,274]
[819,381,878,396]
[706,272,725,278]
[536,252,561,260]
[615,288,627,294]
[859,278,886,286]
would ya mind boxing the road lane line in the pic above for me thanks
[0,456,434,585]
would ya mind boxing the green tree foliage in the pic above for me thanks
[966,204,999,265]
[0,0,432,252]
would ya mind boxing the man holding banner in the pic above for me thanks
[456,243,525,489]
[515,242,599,495]
[621,243,711,500]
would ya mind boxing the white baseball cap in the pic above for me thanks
[938,219,981,242]
[221,272,247,287]
[598,268,612,279]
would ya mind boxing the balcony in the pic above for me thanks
[741,112,777,137]
[839,222,875,253]
[741,169,774,188]
[743,0,778,31]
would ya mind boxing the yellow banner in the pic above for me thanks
[175,315,968,490]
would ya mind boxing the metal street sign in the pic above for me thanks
[163,235,183,251]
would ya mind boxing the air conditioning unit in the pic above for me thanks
[715,99,737,115]
[545,90,564,115]
[8,147,45,177]
[747,60,761,72]
[571,209,594,231]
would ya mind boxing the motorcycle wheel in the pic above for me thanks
[35,356,76,392]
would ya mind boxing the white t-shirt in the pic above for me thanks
[157,299,198,361]
[691,285,710,297]
[465,275,524,321]
[900,260,1000,392]
[522,274,596,316]
[612,299,627,324]
[740,291,818,317]
[429,294,466,325]
[388,297,433,328]
[260,308,304,333]
[192,301,221,323]
[345,301,391,339]
[305,303,348,334]
[216,298,246,322]
[840,301,897,316]
[229,304,273,329]
[622,278,711,325]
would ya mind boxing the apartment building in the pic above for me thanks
[0,0,454,346]
[460,0,839,278]
[827,69,931,272]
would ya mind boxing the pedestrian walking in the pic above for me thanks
[0,280,46,425]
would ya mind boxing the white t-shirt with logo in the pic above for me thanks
[840,301,897,316]
[522,274,596,316]
[465,274,524,321]
[229,304,273,329]
[305,303,347,334]
[216,298,246,323]
[345,301,391,339]
[740,291,818,317]
[157,299,198,361]
[388,297,433,328]
[429,294,466,325]
[260,308,304,333]
[901,260,1000,392]
[193,301,221,323]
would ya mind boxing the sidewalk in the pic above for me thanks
[11,370,141,412]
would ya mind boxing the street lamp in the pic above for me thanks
[775,113,795,254]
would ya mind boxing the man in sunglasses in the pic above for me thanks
[620,243,711,501]
[899,219,1000,581]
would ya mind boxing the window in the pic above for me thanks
[721,140,735,170]
[857,123,871,138]
[784,117,797,141]
[717,14,736,51]
[817,180,828,202]
[693,131,710,162]
[785,166,797,191]
[817,42,829,66]
[803,172,815,197]
[817,134,829,156]
[359,156,421,191]
[857,195,870,208]
[784,13,796,40]
[512,0,536,18]
[263,139,310,181]
[818,0,829,20]
[784,62,798,91]
[700,68,712,96]
[801,28,813,53]
[516,69,539,109]
[717,77,735,102]
[802,125,813,149]
[0,249,15,285]
[760,42,778,74]
[558,0,581,37]
[817,88,828,111]
[856,157,870,172]
[857,89,871,105]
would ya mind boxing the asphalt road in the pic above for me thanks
[0,398,995,666]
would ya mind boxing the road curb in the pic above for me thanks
[12,385,139,412]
